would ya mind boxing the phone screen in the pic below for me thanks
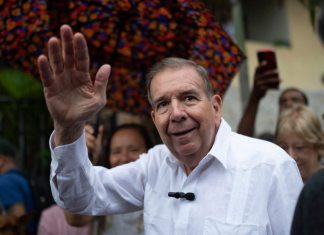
[257,50,277,70]
[256,49,279,89]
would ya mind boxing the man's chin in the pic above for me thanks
[173,144,199,159]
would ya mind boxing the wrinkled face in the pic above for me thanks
[150,67,222,171]
[279,90,306,112]
[109,128,147,167]
[276,131,320,182]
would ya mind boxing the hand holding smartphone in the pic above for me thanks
[257,49,278,70]
[256,49,280,89]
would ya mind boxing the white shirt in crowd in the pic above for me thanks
[50,119,303,235]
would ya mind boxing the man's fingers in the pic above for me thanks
[94,64,111,101]
[61,25,74,69]
[37,55,53,88]
[48,37,64,75]
[74,33,89,73]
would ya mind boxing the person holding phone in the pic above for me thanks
[237,49,308,138]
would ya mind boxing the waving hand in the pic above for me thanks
[38,25,111,146]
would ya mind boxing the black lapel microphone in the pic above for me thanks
[168,192,195,201]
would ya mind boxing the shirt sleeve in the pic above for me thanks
[49,131,146,215]
[267,159,303,235]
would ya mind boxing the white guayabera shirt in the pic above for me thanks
[50,119,303,235]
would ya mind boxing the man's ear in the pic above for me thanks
[212,94,222,112]
[212,94,222,123]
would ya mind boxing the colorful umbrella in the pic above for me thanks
[0,0,50,77]
[0,0,245,115]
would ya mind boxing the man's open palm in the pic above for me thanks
[38,25,110,143]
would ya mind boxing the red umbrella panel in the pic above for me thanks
[0,0,245,115]
[0,0,51,77]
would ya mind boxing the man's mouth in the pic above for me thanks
[171,127,195,136]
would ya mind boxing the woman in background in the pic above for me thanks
[66,123,153,235]
[275,104,324,183]
[92,123,153,235]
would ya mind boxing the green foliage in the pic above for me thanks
[0,68,52,172]
[0,69,42,99]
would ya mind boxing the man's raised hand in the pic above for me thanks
[37,25,111,145]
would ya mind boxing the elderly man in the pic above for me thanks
[38,25,303,235]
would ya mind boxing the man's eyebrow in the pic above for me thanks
[152,96,168,106]
[180,89,199,96]
[152,89,200,103]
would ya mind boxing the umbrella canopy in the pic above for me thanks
[0,0,245,115]
[0,0,51,77]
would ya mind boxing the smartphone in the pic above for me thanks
[257,49,277,70]
[257,49,279,89]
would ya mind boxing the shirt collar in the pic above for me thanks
[207,118,231,169]
[165,118,231,170]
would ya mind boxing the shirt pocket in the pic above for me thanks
[203,217,265,235]
[144,211,173,235]
[143,184,173,235]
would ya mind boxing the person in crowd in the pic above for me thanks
[237,60,308,138]
[278,88,308,112]
[37,24,303,234]
[290,168,324,234]
[275,104,324,183]
[290,8,324,234]
[104,123,153,169]
[66,123,153,235]
[37,124,104,235]
[0,137,36,235]
[37,204,91,235]
[84,123,105,165]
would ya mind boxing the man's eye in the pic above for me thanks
[157,101,168,109]
[185,96,196,102]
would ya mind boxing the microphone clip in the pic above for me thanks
[168,192,195,201]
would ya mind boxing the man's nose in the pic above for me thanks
[170,100,186,121]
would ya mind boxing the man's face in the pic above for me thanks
[279,90,306,112]
[150,66,222,172]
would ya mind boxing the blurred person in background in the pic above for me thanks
[0,137,36,235]
[65,123,153,235]
[275,105,324,183]
[237,60,308,139]
[290,6,324,234]
[37,204,91,235]
[36,123,106,235]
